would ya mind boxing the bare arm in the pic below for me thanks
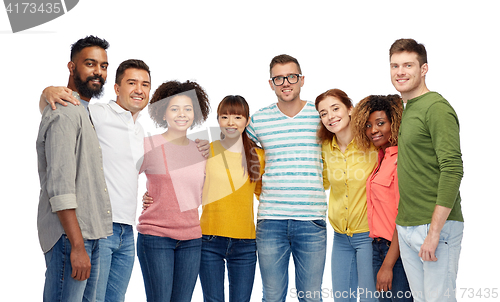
[39,86,80,113]
[419,205,452,261]
[57,209,91,281]
[376,228,400,291]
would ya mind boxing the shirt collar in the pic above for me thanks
[72,91,89,110]
[329,136,355,152]
[384,146,398,158]
[108,100,141,120]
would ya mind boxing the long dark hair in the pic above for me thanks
[217,95,261,182]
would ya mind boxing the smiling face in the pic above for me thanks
[115,68,151,117]
[69,46,109,101]
[365,110,392,150]
[218,113,249,140]
[390,51,428,101]
[269,62,304,104]
[317,96,352,136]
[164,95,194,134]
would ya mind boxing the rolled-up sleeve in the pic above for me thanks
[44,113,79,212]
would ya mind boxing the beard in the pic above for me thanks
[73,69,106,99]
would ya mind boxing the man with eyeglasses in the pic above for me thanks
[247,54,327,302]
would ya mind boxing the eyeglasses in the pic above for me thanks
[270,74,302,86]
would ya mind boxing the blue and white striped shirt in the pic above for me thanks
[247,102,326,220]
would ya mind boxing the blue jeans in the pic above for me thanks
[96,223,135,302]
[256,219,327,302]
[199,235,257,302]
[331,231,377,302]
[137,233,202,302]
[397,221,464,302]
[372,238,413,301]
[43,235,100,302]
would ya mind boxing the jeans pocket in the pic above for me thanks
[309,219,327,229]
[202,235,217,242]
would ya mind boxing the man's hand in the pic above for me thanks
[57,209,90,281]
[40,86,80,112]
[418,205,452,261]
[195,139,210,158]
[142,191,154,210]
[70,245,91,281]
[419,232,439,261]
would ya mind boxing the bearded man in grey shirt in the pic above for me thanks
[36,35,113,302]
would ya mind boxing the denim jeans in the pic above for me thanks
[137,233,202,302]
[199,235,257,302]
[331,231,377,302]
[43,235,100,302]
[96,223,135,302]
[372,238,413,301]
[256,219,327,302]
[397,221,464,302]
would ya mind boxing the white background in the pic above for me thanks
[1,1,499,301]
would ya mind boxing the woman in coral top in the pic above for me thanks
[137,80,210,302]
[198,95,265,302]
[352,95,412,301]
[315,89,378,302]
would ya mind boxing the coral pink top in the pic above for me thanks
[366,146,399,241]
[137,134,206,240]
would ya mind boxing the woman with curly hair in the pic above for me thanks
[315,89,378,302]
[136,80,210,302]
[351,95,412,301]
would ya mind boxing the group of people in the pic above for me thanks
[36,36,464,302]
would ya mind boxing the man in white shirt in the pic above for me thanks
[40,59,151,302]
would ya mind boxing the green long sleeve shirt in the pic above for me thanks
[396,92,464,226]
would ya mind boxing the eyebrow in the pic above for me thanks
[126,78,151,84]
[84,58,109,65]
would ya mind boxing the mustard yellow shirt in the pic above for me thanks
[322,137,377,236]
[200,141,265,239]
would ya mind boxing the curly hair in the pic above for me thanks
[148,80,210,129]
[314,88,353,144]
[351,94,403,150]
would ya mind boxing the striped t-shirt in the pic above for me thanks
[246,102,327,220]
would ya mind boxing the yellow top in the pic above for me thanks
[322,137,377,236]
[200,141,265,239]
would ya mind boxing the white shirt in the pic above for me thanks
[89,101,144,225]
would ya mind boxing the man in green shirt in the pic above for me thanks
[390,38,464,302]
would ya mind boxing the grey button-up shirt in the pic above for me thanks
[36,92,112,253]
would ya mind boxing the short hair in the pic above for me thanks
[115,59,151,85]
[269,54,302,77]
[351,94,403,150]
[148,80,210,129]
[70,35,109,61]
[389,38,427,66]
[314,89,353,143]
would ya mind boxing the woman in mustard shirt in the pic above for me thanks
[352,95,412,301]
[199,95,265,302]
[315,89,378,302]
